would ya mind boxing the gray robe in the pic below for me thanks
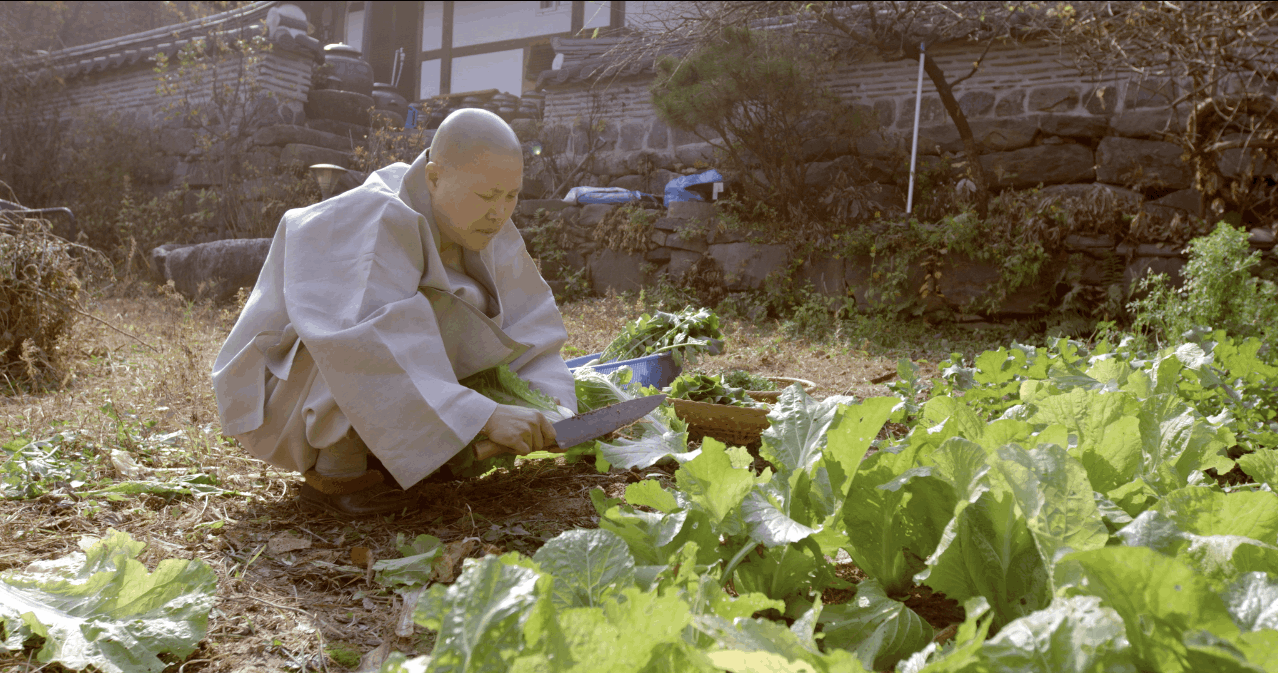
[211,151,575,488]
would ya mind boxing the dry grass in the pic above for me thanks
[0,286,975,672]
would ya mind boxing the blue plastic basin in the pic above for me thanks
[566,351,682,389]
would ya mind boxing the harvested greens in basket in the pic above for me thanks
[599,306,724,367]
[721,369,776,391]
[666,373,766,408]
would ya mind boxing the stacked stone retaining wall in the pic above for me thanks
[521,35,1278,315]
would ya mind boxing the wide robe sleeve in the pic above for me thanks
[482,223,578,414]
[281,173,500,488]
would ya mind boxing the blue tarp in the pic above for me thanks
[563,186,660,205]
[664,169,723,205]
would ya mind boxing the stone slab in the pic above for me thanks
[1151,188,1202,217]
[1037,114,1110,139]
[979,144,1095,189]
[610,174,647,191]
[515,199,573,218]
[667,250,702,279]
[916,117,1038,154]
[305,89,374,126]
[645,246,673,262]
[153,238,271,303]
[1108,108,1185,139]
[1218,147,1278,179]
[1096,137,1190,190]
[708,242,788,291]
[578,203,615,228]
[674,143,717,168]
[588,248,651,295]
[797,254,846,297]
[1038,183,1144,211]
[668,200,717,221]
[663,229,709,254]
[253,124,355,152]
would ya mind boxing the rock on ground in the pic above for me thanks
[149,239,271,303]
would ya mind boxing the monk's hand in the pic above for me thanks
[478,405,557,457]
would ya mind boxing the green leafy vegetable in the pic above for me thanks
[0,529,216,673]
[414,554,542,672]
[599,306,724,367]
[820,579,933,671]
[975,596,1134,673]
[1,434,91,500]
[532,529,635,608]
[993,443,1108,584]
[668,372,766,408]
[373,534,444,593]
[1061,546,1248,673]
[723,369,776,391]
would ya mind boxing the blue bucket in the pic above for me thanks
[566,351,682,389]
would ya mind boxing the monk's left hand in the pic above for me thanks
[479,404,557,457]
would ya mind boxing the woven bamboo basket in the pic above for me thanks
[745,377,818,404]
[670,398,772,447]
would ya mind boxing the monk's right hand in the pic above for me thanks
[479,404,556,457]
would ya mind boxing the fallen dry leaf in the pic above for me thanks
[267,532,311,555]
[351,546,372,568]
[432,538,480,583]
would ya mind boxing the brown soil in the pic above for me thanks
[900,585,966,633]
[1209,461,1254,487]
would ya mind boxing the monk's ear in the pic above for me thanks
[424,161,443,190]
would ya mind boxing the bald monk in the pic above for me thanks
[212,109,574,516]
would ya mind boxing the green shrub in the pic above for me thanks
[1129,221,1278,343]
[650,24,862,233]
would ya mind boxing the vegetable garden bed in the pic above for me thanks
[1,293,1275,673]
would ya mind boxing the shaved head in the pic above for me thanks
[423,109,524,252]
[428,108,522,168]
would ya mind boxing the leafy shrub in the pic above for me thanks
[353,124,432,173]
[594,205,658,253]
[1129,221,1278,343]
[650,24,863,233]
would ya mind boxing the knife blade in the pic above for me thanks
[552,394,668,449]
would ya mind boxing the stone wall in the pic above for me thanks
[536,37,1190,196]
[519,36,1278,316]
[515,195,1278,318]
[33,48,316,191]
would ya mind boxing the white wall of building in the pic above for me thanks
[453,1,573,48]
[583,0,612,29]
[451,49,525,95]
[420,58,443,97]
[625,0,684,32]
[345,8,364,51]
[421,1,444,52]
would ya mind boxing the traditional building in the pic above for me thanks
[313,1,654,101]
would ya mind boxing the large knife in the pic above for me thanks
[474,394,667,460]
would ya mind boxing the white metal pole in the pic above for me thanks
[906,42,926,215]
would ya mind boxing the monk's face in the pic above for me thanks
[426,150,523,252]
